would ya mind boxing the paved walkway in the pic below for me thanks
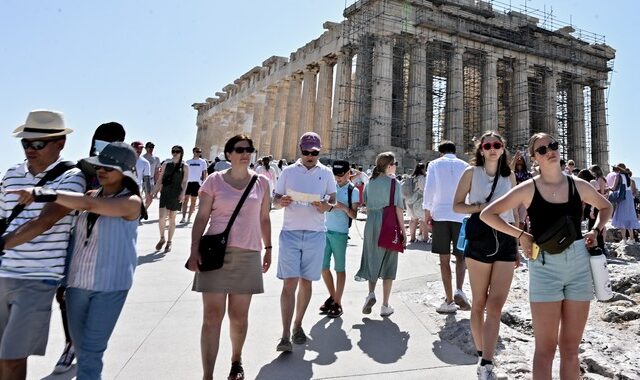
[29,207,478,379]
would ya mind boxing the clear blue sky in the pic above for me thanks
[1,0,638,175]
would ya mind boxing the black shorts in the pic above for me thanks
[464,230,517,263]
[185,182,200,197]
[431,221,464,255]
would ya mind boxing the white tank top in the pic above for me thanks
[468,166,515,223]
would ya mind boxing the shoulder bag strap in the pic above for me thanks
[388,178,396,207]
[223,175,258,234]
[5,161,76,225]
[485,170,500,203]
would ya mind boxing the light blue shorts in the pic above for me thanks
[322,231,348,272]
[277,230,326,281]
[528,239,594,302]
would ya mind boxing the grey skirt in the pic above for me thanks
[193,247,264,294]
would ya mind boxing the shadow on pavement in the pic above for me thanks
[308,317,353,365]
[255,350,313,380]
[137,251,167,266]
[432,314,477,365]
[40,366,77,380]
[352,317,409,364]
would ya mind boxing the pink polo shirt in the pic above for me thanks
[199,171,269,252]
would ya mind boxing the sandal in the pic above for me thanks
[164,241,172,253]
[155,237,165,251]
[228,361,244,380]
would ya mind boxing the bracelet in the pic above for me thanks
[517,229,525,239]
[264,246,272,250]
[591,227,602,237]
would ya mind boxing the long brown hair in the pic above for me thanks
[472,131,511,177]
[371,152,395,180]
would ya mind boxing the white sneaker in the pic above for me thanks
[477,364,497,380]
[380,305,394,317]
[362,293,376,314]
[436,300,457,314]
[454,289,471,311]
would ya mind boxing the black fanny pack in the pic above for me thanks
[536,215,578,254]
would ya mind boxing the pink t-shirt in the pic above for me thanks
[199,171,269,252]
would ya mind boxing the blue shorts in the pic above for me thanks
[277,230,326,281]
[322,231,348,272]
[528,239,594,302]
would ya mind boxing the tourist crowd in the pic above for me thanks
[1,109,639,380]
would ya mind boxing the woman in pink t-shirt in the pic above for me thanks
[186,134,272,380]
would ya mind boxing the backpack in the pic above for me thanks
[347,183,354,228]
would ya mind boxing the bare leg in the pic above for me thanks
[201,293,227,380]
[0,359,27,380]
[334,272,346,305]
[368,280,377,294]
[454,253,466,291]
[418,219,428,240]
[558,300,590,380]
[228,294,253,363]
[439,254,453,302]
[280,278,298,339]
[382,279,393,306]
[409,219,417,241]
[321,270,335,300]
[158,207,167,240]
[293,279,312,329]
[530,301,562,379]
[466,258,491,353]
[482,261,515,360]
[188,196,198,220]
[167,210,177,242]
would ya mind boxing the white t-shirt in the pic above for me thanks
[135,157,151,186]
[422,154,469,223]
[186,158,207,184]
[142,153,161,176]
[275,160,337,232]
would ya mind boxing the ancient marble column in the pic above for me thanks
[446,46,464,149]
[298,64,319,138]
[543,69,558,135]
[481,53,498,132]
[407,42,428,156]
[283,73,303,160]
[568,80,586,168]
[270,79,291,159]
[250,94,265,149]
[331,49,353,151]
[351,39,373,147]
[425,62,434,151]
[315,57,335,151]
[259,86,278,155]
[220,111,234,143]
[512,59,530,149]
[590,79,609,169]
[370,36,394,147]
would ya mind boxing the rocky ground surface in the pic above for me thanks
[402,241,640,379]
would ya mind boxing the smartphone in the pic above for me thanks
[531,243,540,261]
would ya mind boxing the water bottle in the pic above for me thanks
[456,218,468,252]
[588,247,613,301]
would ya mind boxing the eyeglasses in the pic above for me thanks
[93,165,115,172]
[232,146,255,154]
[301,150,320,156]
[482,142,503,151]
[171,150,182,154]
[534,141,560,156]
[20,139,56,150]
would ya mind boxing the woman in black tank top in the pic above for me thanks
[479,133,612,379]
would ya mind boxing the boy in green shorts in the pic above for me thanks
[319,160,360,318]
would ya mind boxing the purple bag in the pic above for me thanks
[377,179,404,253]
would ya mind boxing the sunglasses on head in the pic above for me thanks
[232,146,255,154]
[93,165,115,172]
[301,150,320,156]
[534,141,559,155]
[482,142,503,151]
[20,138,58,150]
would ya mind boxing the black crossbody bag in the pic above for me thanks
[465,171,500,241]
[187,175,258,272]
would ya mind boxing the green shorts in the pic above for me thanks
[322,231,348,272]
[528,239,594,302]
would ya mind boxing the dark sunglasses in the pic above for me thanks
[389,162,399,166]
[93,165,115,172]
[482,142,503,150]
[534,141,560,155]
[232,146,255,154]
[20,139,57,150]
[301,150,320,156]
[171,150,182,154]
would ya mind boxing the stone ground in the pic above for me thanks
[26,206,640,379]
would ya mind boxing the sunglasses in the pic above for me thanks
[389,162,399,166]
[534,141,560,156]
[93,165,115,172]
[20,139,57,150]
[232,146,255,154]
[482,142,503,150]
[301,150,320,156]
[171,150,182,154]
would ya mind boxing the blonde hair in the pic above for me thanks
[371,152,395,180]
[527,132,557,159]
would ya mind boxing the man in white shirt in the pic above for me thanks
[142,142,161,207]
[181,147,208,224]
[273,132,336,352]
[423,140,470,314]
[0,110,86,379]
[131,141,151,202]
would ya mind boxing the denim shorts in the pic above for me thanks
[277,230,326,281]
[322,231,348,272]
[528,239,594,302]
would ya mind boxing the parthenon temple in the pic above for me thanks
[193,0,615,170]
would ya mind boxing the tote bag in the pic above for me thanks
[377,179,404,252]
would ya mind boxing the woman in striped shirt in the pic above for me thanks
[10,142,144,379]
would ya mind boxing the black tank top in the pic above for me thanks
[527,176,583,240]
